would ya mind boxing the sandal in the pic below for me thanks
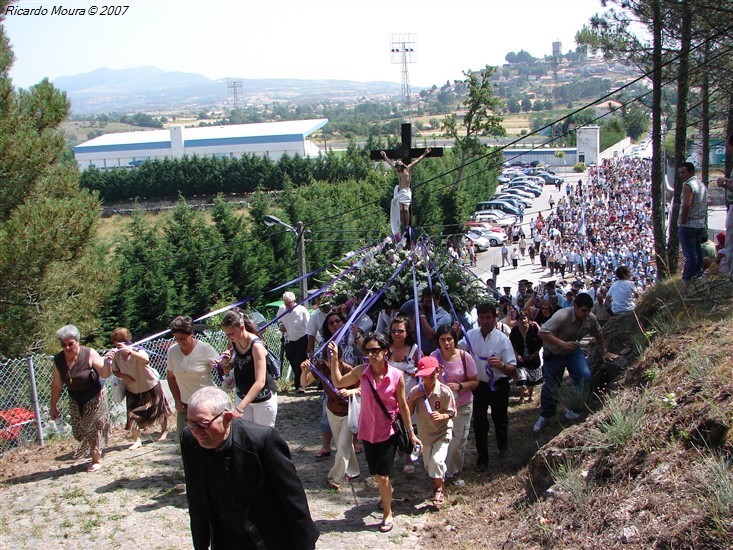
[403,463,415,474]
[353,444,363,454]
[315,449,331,460]
[432,489,444,506]
[328,479,340,490]
[379,519,394,533]
[86,463,103,473]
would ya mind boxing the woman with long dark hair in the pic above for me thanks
[218,310,278,427]
[300,310,360,489]
[332,332,421,533]
[430,324,478,487]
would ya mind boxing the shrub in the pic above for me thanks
[573,162,586,172]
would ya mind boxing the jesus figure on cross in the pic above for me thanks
[381,148,430,235]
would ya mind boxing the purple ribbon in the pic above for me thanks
[421,234,495,391]
[418,378,433,413]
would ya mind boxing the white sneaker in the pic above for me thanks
[451,478,466,488]
[564,410,581,421]
[533,416,549,432]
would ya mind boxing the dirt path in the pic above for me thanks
[0,391,444,549]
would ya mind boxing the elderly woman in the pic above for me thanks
[105,327,172,449]
[218,309,278,427]
[509,313,544,404]
[166,316,219,437]
[300,311,360,489]
[332,332,421,534]
[430,324,478,488]
[50,325,111,472]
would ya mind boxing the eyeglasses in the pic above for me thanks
[186,410,225,431]
[365,347,384,355]
[390,329,405,334]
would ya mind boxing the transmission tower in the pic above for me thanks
[389,34,416,116]
[227,78,243,111]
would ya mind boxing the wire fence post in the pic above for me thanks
[27,356,44,447]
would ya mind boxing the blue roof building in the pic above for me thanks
[73,118,329,170]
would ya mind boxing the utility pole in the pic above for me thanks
[296,221,308,302]
[263,215,308,302]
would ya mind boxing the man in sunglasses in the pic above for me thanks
[181,387,319,550]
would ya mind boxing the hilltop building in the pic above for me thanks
[73,119,329,170]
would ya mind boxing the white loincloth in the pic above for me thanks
[390,185,412,235]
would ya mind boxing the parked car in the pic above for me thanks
[507,180,543,193]
[498,170,525,183]
[533,171,563,185]
[465,220,504,232]
[464,232,491,252]
[475,200,521,217]
[467,228,507,247]
[472,210,518,227]
[504,184,541,197]
[492,195,532,209]
[496,187,535,200]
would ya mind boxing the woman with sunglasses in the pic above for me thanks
[218,310,277,427]
[430,324,478,487]
[331,332,421,533]
[299,311,360,488]
[50,324,111,472]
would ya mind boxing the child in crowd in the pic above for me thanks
[407,356,455,506]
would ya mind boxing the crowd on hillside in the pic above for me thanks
[54,155,726,546]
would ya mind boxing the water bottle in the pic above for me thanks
[410,444,421,462]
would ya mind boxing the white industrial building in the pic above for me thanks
[73,118,329,170]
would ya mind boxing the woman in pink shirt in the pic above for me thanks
[431,325,479,487]
[332,332,421,534]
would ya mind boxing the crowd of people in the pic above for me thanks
[47,153,732,546]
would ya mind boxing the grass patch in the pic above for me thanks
[696,454,733,540]
[590,392,648,448]
[61,486,85,501]
[81,516,101,534]
[545,455,588,506]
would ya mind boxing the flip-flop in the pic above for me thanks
[328,479,340,490]
[379,519,393,533]
[403,463,415,474]
[86,463,103,473]
[315,449,331,459]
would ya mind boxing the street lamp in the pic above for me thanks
[263,215,308,301]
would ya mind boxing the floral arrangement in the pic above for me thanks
[322,233,489,316]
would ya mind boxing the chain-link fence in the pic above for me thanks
[0,324,291,456]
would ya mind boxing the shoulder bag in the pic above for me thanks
[367,378,413,455]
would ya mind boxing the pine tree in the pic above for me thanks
[0,6,112,354]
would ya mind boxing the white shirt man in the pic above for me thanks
[277,291,310,391]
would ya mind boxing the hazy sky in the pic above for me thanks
[4,0,605,89]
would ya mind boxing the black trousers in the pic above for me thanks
[284,335,309,384]
[472,378,510,464]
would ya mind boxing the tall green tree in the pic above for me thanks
[0,5,112,354]
[102,210,175,336]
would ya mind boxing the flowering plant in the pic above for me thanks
[322,234,489,316]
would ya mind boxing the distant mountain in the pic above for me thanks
[51,66,403,115]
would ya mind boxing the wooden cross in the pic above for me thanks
[369,123,443,164]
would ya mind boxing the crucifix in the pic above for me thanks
[370,123,443,234]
